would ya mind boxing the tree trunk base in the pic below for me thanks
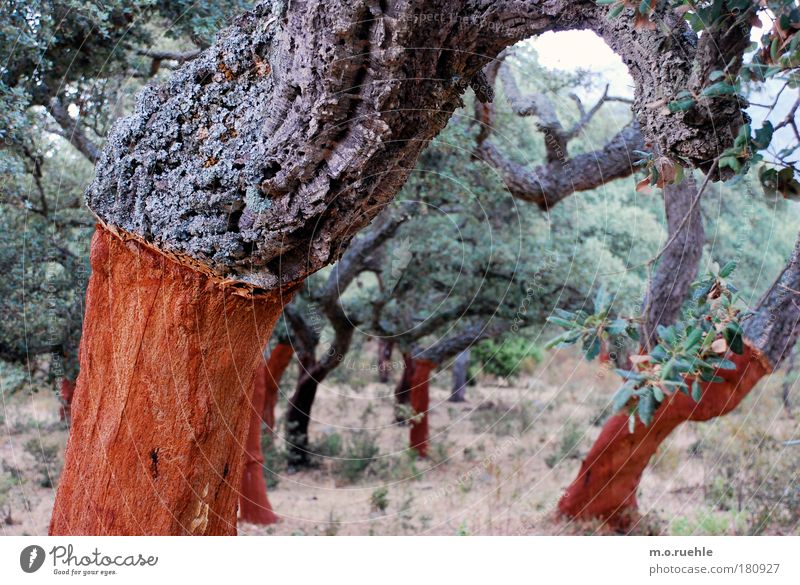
[410,359,435,458]
[558,345,769,529]
[50,226,291,535]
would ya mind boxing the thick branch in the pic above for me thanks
[48,97,101,164]
[641,176,705,348]
[477,122,644,210]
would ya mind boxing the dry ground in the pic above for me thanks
[2,348,799,536]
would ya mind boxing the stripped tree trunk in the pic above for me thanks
[409,359,436,458]
[50,227,290,535]
[559,232,800,529]
[285,357,324,467]
[238,342,294,525]
[261,343,295,433]
[450,349,470,402]
[58,378,76,424]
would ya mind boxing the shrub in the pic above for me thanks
[470,337,543,380]
[335,431,380,484]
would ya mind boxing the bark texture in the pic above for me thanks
[84,1,749,293]
[238,342,294,525]
[50,226,289,535]
[409,359,436,458]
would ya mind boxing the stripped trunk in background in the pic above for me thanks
[58,378,76,424]
[238,342,294,525]
[409,359,436,458]
[261,343,294,433]
[50,227,289,535]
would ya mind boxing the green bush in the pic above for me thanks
[470,337,543,380]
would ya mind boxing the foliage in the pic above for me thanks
[470,337,543,380]
[334,431,381,484]
[547,262,748,428]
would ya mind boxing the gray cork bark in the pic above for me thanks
[87,0,751,291]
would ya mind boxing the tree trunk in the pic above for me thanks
[261,343,295,433]
[378,339,394,383]
[559,345,769,529]
[50,227,290,535]
[450,349,470,402]
[285,356,325,467]
[409,359,436,458]
[58,378,76,424]
[394,353,414,423]
[238,342,294,525]
[781,346,797,419]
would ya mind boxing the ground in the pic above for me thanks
[2,348,798,536]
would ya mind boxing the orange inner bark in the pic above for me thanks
[50,226,292,535]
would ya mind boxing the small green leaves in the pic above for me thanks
[691,379,702,402]
[719,260,737,279]
[700,81,737,97]
[724,321,745,355]
[668,97,696,112]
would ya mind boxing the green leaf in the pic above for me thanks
[547,316,578,329]
[682,328,703,351]
[638,390,655,426]
[652,386,664,402]
[668,98,696,112]
[752,122,774,150]
[606,318,628,335]
[583,335,602,361]
[612,383,634,412]
[719,260,737,278]
[691,379,702,402]
[700,82,737,97]
[615,369,645,381]
[724,322,744,355]
[608,3,625,18]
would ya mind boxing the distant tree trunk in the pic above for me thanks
[50,228,289,535]
[261,343,295,433]
[450,349,470,402]
[58,378,76,424]
[409,359,436,458]
[378,339,394,383]
[781,346,797,418]
[238,342,294,525]
[394,353,414,422]
[285,355,326,467]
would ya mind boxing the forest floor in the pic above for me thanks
[2,348,799,536]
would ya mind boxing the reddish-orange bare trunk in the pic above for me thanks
[261,343,294,433]
[559,345,770,529]
[409,359,435,458]
[238,342,294,525]
[50,226,291,535]
[58,378,76,423]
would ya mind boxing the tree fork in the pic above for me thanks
[50,226,293,535]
